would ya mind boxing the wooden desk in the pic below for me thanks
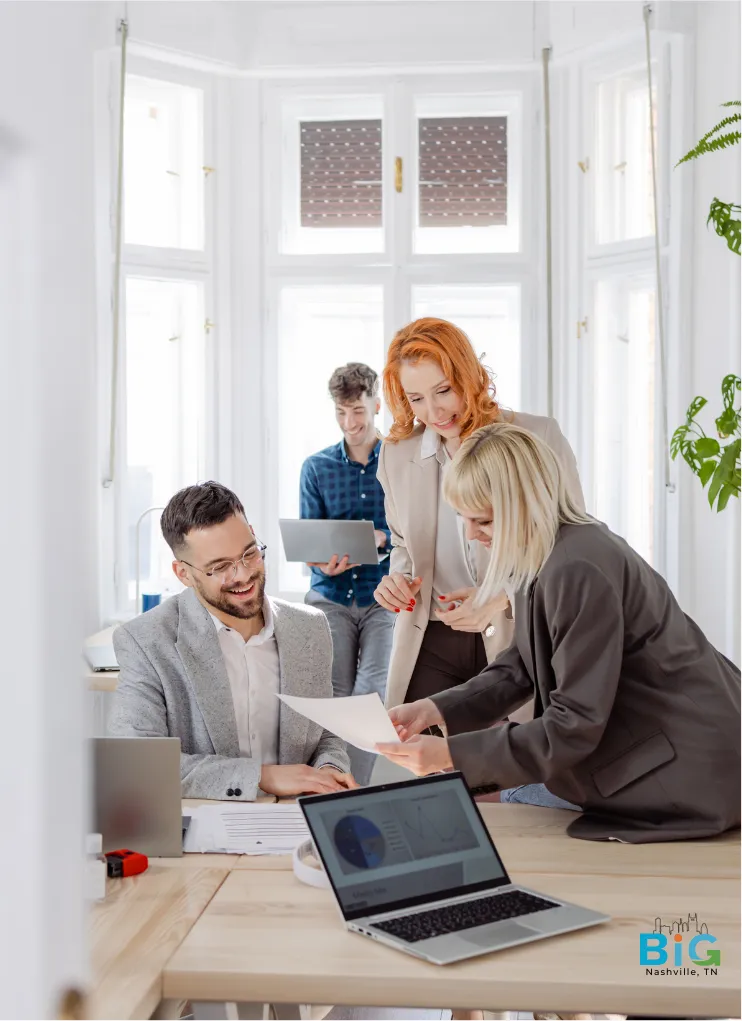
[229,803,741,880]
[163,868,741,1017]
[86,670,120,692]
[88,861,229,1020]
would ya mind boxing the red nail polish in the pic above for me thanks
[438,595,446,600]
[406,607,413,612]
[409,599,416,606]
[394,608,400,613]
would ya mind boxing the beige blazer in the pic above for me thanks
[377,412,585,710]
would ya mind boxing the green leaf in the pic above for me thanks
[676,107,741,166]
[695,437,721,458]
[670,425,689,458]
[686,395,708,423]
[717,486,737,512]
[708,199,742,255]
[708,465,725,508]
[716,407,740,437]
[699,460,716,487]
[721,373,741,407]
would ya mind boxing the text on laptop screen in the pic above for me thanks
[302,776,507,918]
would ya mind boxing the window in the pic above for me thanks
[571,47,672,572]
[125,278,205,601]
[276,285,385,592]
[264,77,535,598]
[124,76,205,250]
[412,284,521,409]
[592,275,656,563]
[593,70,656,246]
[413,94,521,254]
[101,66,215,619]
[279,96,385,254]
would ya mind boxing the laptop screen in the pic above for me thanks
[300,773,510,922]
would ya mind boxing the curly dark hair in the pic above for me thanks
[160,481,246,555]
[328,362,379,403]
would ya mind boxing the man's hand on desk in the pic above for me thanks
[306,554,360,577]
[259,763,359,796]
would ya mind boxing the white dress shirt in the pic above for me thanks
[209,600,280,765]
[420,426,477,619]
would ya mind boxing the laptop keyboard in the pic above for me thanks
[371,889,559,943]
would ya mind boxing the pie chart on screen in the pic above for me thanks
[334,815,386,869]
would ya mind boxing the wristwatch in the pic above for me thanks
[484,624,496,639]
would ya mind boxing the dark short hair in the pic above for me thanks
[160,481,246,556]
[328,362,379,404]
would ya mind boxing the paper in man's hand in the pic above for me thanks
[276,692,401,752]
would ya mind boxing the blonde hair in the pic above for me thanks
[443,423,591,602]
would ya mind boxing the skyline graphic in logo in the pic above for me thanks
[640,914,721,975]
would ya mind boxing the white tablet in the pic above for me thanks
[279,519,388,566]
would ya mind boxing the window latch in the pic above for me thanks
[577,317,589,339]
[577,158,590,174]
[394,157,403,193]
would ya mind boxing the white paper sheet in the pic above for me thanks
[277,691,402,753]
[183,803,308,855]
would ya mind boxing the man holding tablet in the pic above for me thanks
[300,363,395,784]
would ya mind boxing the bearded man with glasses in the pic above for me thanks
[109,482,355,800]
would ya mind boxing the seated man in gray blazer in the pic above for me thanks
[109,481,354,801]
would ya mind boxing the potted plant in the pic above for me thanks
[672,102,741,509]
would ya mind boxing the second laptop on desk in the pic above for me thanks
[299,772,609,965]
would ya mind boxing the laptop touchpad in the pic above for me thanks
[459,921,538,947]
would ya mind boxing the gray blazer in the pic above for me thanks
[432,521,741,843]
[109,590,350,800]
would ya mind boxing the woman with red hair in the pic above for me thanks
[375,317,585,730]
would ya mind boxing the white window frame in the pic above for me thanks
[261,72,543,601]
[96,54,224,622]
[560,35,686,587]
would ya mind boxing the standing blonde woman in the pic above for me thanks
[374,317,584,718]
[378,423,741,843]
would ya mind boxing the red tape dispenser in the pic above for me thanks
[105,849,149,878]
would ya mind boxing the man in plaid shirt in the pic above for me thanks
[300,363,394,785]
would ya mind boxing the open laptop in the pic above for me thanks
[299,772,609,965]
[93,737,183,857]
[279,518,389,566]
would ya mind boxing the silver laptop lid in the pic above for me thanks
[299,773,511,922]
[93,737,183,858]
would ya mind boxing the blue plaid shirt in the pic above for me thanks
[300,439,391,607]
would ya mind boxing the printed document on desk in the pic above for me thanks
[277,691,402,753]
[183,804,308,854]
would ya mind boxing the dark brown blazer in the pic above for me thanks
[432,521,741,843]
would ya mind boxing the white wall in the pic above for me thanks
[240,1,540,69]
[0,4,110,1016]
[685,0,741,660]
[126,0,244,66]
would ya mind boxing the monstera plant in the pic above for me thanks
[671,375,741,512]
[672,103,741,510]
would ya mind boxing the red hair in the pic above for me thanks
[383,318,500,443]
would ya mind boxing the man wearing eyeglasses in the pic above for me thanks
[109,481,355,800]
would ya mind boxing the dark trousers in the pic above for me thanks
[405,621,488,703]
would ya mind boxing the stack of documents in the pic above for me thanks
[183,803,309,855]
